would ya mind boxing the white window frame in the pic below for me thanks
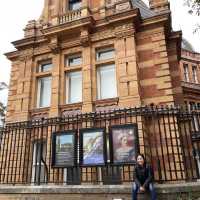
[65,54,82,67]
[37,76,52,108]
[194,149,200,178]
[31,141,47,184]
[38,62,52,73]
[97,64,117,100]
[192,66,198,84]
[183,64,189,82]
[96,48,115,61]
[66,71,82,104]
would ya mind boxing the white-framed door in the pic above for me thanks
[31,141,47,184]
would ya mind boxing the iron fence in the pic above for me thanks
[0,106,199,185]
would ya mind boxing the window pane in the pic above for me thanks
[67,71,82,103]
[67,55,82,67]
[97,49,115,61]
[97,64,117,99]
[32,141,47,184]
[183,64,189,82]
[37,77,51,108]
[69,0,81,10]
[39,63,52,72]
[193,66,198,83]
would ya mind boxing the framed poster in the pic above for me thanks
[52,131,77,167]
[110,124,139,164]
[79,128,107,166]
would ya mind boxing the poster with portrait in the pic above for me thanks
[52,131,77,167]
[110,124,139,164]
[80,128,107,166]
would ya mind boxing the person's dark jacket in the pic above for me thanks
[134,164,154,188]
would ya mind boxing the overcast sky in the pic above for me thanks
[0,0,199,105]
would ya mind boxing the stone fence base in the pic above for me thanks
[0,182,199,200]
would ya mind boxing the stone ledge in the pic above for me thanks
[0,182,199,194]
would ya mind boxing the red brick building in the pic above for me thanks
[180,41,200,107]
[5,0,183,123]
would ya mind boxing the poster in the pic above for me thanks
[52,131,76,167]
[110,124,138,164]
[80,128,106,166]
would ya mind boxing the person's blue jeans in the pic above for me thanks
[132,182,157,200]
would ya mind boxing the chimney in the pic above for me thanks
[149,0,170,13]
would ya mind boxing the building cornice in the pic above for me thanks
[182,81,200,94]
[4,51,20,61]
[141,11,170,27]
[181,57,200,64]
[11,35,47,50]
[182,48,200,55]
[5,6,173,57]
[41,16,94,36]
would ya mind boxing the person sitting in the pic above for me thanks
[132,154,157,200]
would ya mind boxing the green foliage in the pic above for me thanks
[185,0,200,15]
[0,82,8,126]
[184,0,200,33]
[0,102,6,118]
[0,82,7,91]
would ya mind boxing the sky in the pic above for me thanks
[0,0,199,105]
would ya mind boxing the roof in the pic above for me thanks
[131,0,156,19]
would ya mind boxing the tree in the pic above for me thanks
[0,82,7,90]
[0,82,8,127]
[185,0,200,15]
[184,0,200,32]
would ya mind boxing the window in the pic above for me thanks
[31,141,47,184]
[66,54,82,67]
[189,101,196,110]
[193,149,200,177]
[192,66,198,83]
[96,48,115,61]
[183,64,189,82]
[69,0,81,10]
[66,71,82,104]
[97,64,117,100]
[38,62,52,73]
[37,76,52,108]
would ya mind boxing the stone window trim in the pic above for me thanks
[94,97,119,107]
[59,102,83,117]
[30,107,50,120]
[95,59,116,67]
[64,65,82,73]
[35,71,52,78]
[59,102,83,109]
[35,55,53,66]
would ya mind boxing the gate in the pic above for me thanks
[0,106,199,185]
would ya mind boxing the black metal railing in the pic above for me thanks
[0,106,199,185]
